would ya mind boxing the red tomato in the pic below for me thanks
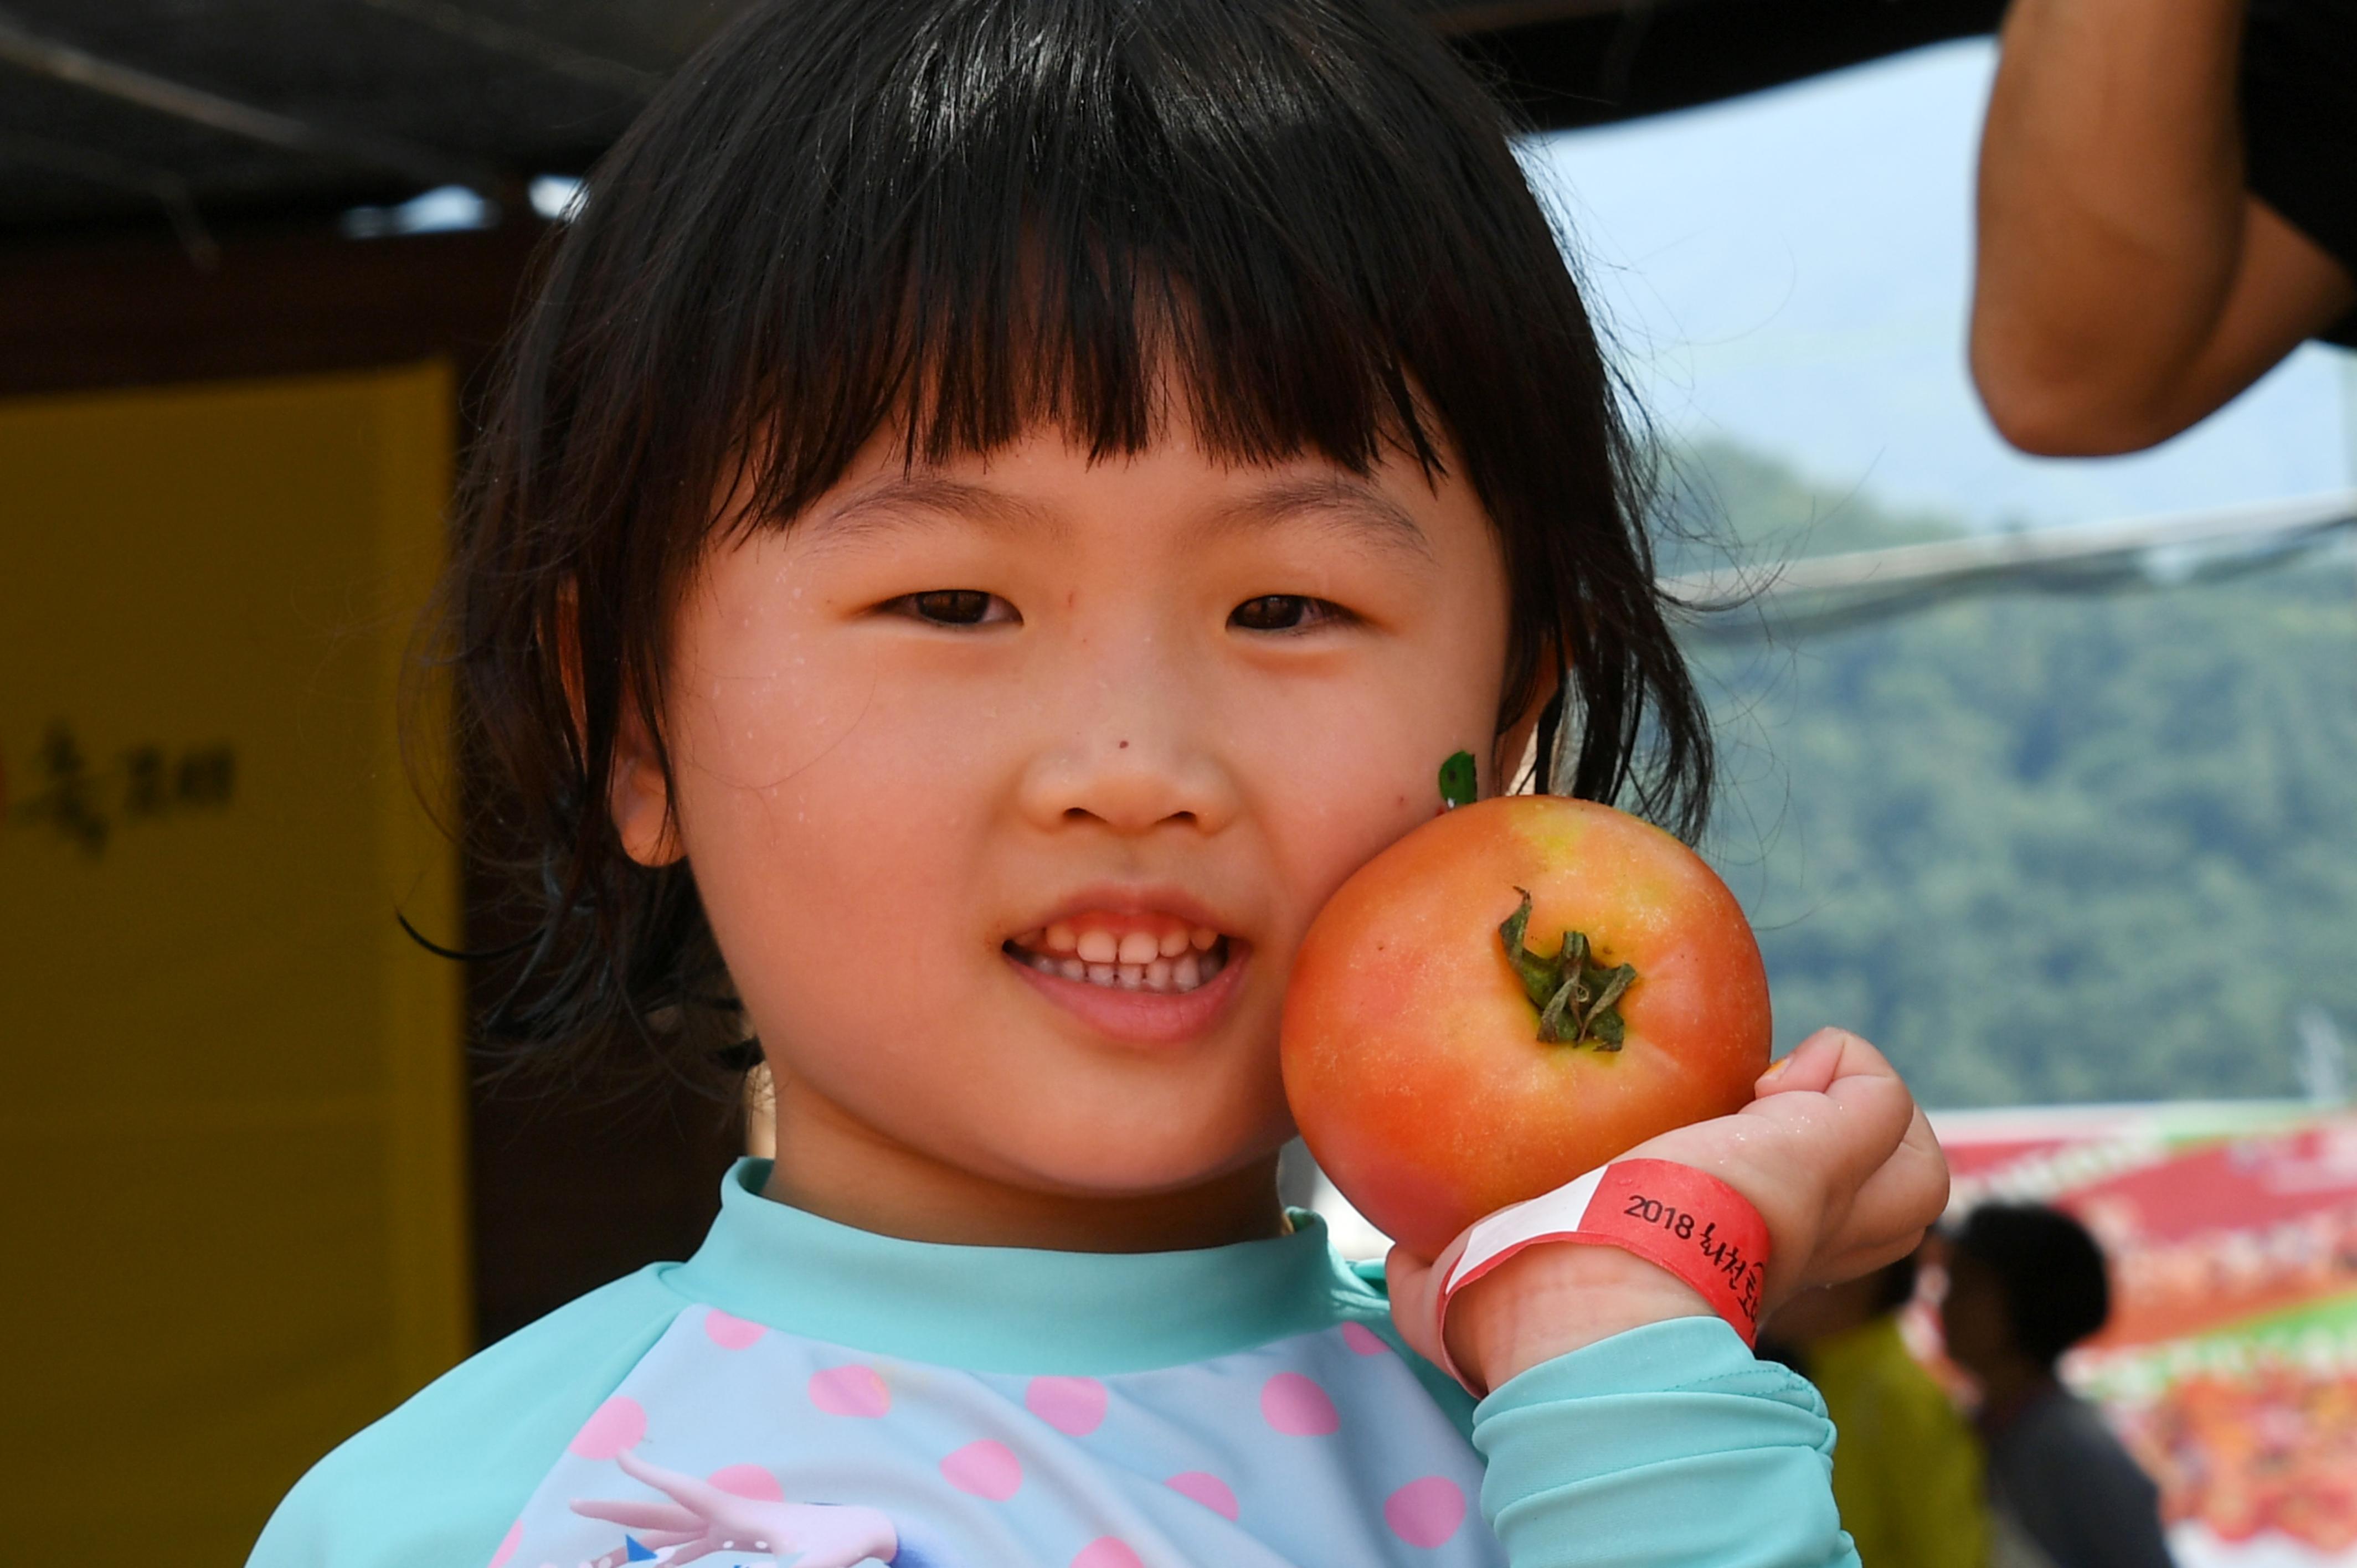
[1281,795,1772,1256]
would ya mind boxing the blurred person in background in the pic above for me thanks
[1765,1246,1991,1568]
[1970,0,2355,455]
[1942,1204,2175,1568]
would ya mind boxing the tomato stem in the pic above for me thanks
[1438,750,1478,811]
[1499,888,1636,1050]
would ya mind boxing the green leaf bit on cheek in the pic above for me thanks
[1498,887,1636,1050]
[1438,750,1478,811]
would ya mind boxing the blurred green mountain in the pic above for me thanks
[1666,440,2357,1107]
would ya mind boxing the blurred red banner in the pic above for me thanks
[1936,1103,2357,1566]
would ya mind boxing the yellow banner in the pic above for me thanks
[0,363,468,1557]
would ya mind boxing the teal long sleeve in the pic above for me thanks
[1474,1317,1860,1568]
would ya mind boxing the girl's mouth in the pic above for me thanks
[1002,915,1232,995]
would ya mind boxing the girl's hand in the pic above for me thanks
[1386,1028,1948,1394]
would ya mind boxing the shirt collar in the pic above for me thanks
[662,1158,1378,1374]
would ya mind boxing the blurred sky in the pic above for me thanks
[1522,39,2355,530]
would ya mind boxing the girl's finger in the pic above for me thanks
[1812,1224,1935,1289]
[1758,1032,1915,1184]
[1382,1243,1448,1368]
[1822,1070,1916,1143]
[1810,1028,1902,1087]
[1830,1106,1950,1251]
[1805,1108,1948,1286]
[1742,1045,1918,1199]
[1753,1029,1849,1096]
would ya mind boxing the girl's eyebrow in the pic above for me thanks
[1198,476,1437,561]
[796,471,1431,559]
[799,475,1068,551]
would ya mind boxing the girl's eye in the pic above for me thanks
[896,590,1016,627]
[1230,594,1349,632]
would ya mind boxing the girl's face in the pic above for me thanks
[614,412,1521,1245]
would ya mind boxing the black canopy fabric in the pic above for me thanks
[0,0,2004,243]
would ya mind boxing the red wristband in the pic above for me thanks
[1432,1158,1771,1391]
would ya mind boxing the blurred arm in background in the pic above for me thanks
[1970,0,2355,456]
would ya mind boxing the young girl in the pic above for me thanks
[254,0,1945,1562]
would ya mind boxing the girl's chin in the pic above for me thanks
[1003,942,1252,1046]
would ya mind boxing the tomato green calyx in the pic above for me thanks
[1499,888,1636,1050]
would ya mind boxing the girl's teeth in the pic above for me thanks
[1014,922,1229,993]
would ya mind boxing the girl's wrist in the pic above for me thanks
[1443,1240,1714,1392]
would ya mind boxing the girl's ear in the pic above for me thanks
[1491,659,1562,795]
[556,582,685,867]
[610,705,686,868]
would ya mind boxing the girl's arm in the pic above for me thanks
[1390,1030,1945,1567]
[245,1270,688,1568]
[1472,1317,1854,1568]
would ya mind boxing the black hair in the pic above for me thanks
[1951,1203,2112,1366]
[433,0,1715,1087]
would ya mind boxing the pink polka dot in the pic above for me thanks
[709,1463,784,1502]
[487,1519,521,1568]
[1165,1471,1240,1520]
[1070,1539,1144,1568]
[567,1396,646,1459]
[1341,1322,1389,1356]
[1384,1476,1468,1548]
[702,1308,768,1350]
[940,1439,1023,1501]
[1259,1371,1340,1436]
[1025,1374,1109,1436]
[808,1363,891,1417]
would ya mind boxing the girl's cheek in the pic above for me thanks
[1244,721,1464,937]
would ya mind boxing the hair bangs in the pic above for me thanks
[706,1,1473,543]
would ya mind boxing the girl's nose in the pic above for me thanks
[1017,725,1242,837]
